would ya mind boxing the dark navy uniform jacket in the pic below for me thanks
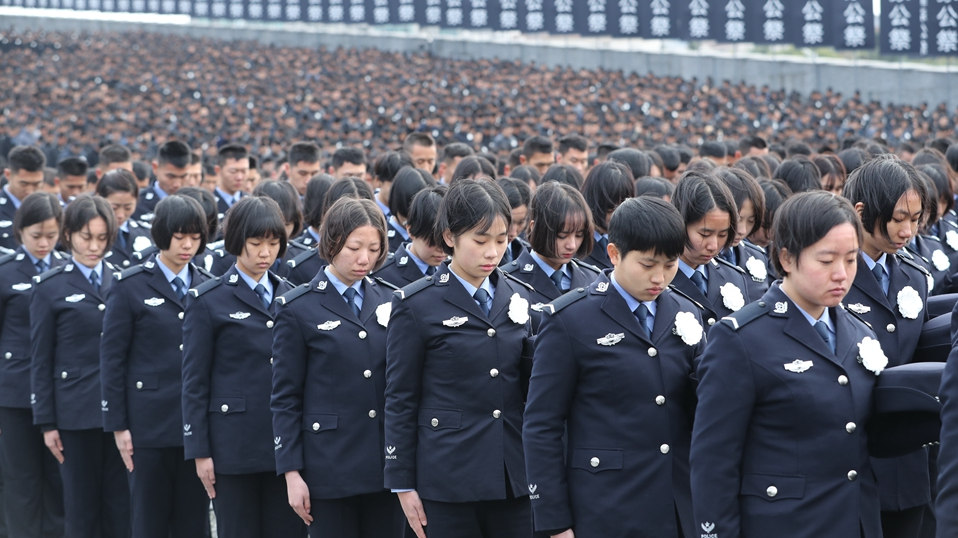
[371,243,432,289]
[582,237,610,270]
[500,250,599,332]
[285,249,327,286]
[934,298,958,534]
[104,220,154,270]
[499,237,530,267]
[691,285,882,538]
[727,241,772,298]
[181,265,292,475]
[132,185,162,224]
[386,220,407,254]
[100,256,213,448]
[0,189,21,250]
[383,263,532,502]
[209,240,308,279]
[0,248,68,408]
[671,258,756,330]
[271,270,394,499]
[907,234,954,295]
[523,272,705,537]
[30,260,116,430]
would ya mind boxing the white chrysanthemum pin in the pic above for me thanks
[508,293,530,324]
[720,283,745,311]
[857,336,888,375]
[376,302,391,327]
[896,286,922,320]
[673,312,703,346]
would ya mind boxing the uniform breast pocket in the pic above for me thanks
[209,397,246,416]
[740,473,805,502]
[303,414,338,435]
[129,373,158,392]
[418,409,461,431]
[569,448,623,474]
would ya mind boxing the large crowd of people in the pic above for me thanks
[2,22,958,538]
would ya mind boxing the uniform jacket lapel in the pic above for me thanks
[144,258,182,306]
[767,286,842,366]
[671,270,715,318]
[595,274,649,343]
[224,266,270,316]
[650,292,679,344]
[487,271,513,322]
[438,266,488,322]
[854,254,892,311]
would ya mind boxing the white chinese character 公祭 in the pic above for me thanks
[307,2,322,21]
[248,2,262,17]
[349,1,365,21]
[763,0,783,19]
[725,19,745,40]
[725,0,744,20]
[803,0,822,21]
[844,24,866,47]
[652,15,671,35]
[889,27,912,50]
[690,16,709,37]
[651,0,670,16]
[938,29,958,52]
[556,14,574,31]
[588,13,607,32]
[619,0,637,13]
[764,19,784,40]
[689,0,707,17]
[619,14,638,33]
[939,5,958,27]
[889,4,911,27]
[844,2,865,25]
[425,0,440,24]
[803,21,823,43]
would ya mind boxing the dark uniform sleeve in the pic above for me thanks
[936,339,958,530]
[99,277,134,432]
[522,311,579,533]
[383,294,426,490]
[29,281,57,428]
[181,295,215,460]
[690,322,757,537]
[270,302,308,475]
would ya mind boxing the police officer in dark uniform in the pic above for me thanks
[96,170,155,269]
[272,197,403,537]
[100,195,213,537]
[580,162,633,271]
[692,191,883,538]
[384,180,534,538]
[132,140,191,224]
[0,146,47,250]
[0,192,66,538]
[30,194,129,538]
[716,167,772,297]
[373,186,447,288]
[524,197,705,537]
[181,196,303,538]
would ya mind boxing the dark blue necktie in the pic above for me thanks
[343,287,361,317]
[35,259,48,274]
[814,321,835,354]
[872,263,888,296]
[254,283,270,310]
[502,247,513,264]
[597,236,609,255]
[89,270,100,290]
[690,270,707,296]
[425,265,437,276]
[634,303,651,338]
[550,268,568,292]
[474,288,492,317]
[117,229,128,250]
[171,277,187,300]
[720,248,736,265]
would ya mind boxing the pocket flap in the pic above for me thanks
[303,414,339,433]
[740,473,805,500]
[569,448,623,473]
[418,408,462,430]
[209,397,246,415]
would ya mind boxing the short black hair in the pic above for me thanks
[451,156,497,183]
[843,155,926,242]
[653,145,680,172]
[288,142,321,167]
[331,147,366,170]
[389,167,431,221]
[522,135,554,158]
[156,141,191,169]
[62,194,117,252]
[945,144,958,174]
[319,197,388,270]
[787,142,813,157]
[609,196,685,260]
[528,182,594,259]
[540,164,584,189]
[176,187,219,239]
[715,167,766,236]
[738,135,768,155]
[372,151,413,184]
[734,156,772,179]
[440,142,475,164]
[557,134,588,154]
[56,157,88,178]
[758,178,793,237]
[633,176,675,199]
[917,163,954,214]
[222,196,288,258]
[434,179,511,256]
[672,170,738,250]
[773,158,822,193]
[322,178,374,218]
[132,160,152,183]
[596,142,620,161]
[253,180,304,237]
[582,161,634,234]
[838,148,869,177]
[496,177,532,210]
[607,148,653,179]
[95,169,139,198]
[217,144,248,166]
[98,144,131,168]
[407,185,446,244]
[699,141,727,160]
[7,146,45,173]
[771,191,862,277]
[402,132,436,152]
[304,174,335,229]
[14,192,62,243]
[151,195,209,254]
[509,165,541,186]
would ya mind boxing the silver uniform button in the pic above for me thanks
[368,410,377,418]
[647,347,658,357]
[266,320,274,329]
[590,457,600,468]
[136,381,143,389]
[312,422,320,431]
[358,331,367,340]
[707,318,716,326]
[61,371,67,379]
[178,312,184,320]
[98,304,105,311]
[766,485,778,497]
[886,323,896,333]
[430,418,439,428]
[490,368,499,378]
[655,395,666,406]
[269,358,274,365]
[363,369,372,379]
[487,328,496,337]
[847,470,858,481]
[492,410,501,419]
[221,404,229,413]
[838,375,849,386]
[3,352,10,360]
[179,344,183,351]
[660,444,670,454]
[846,422,857,433]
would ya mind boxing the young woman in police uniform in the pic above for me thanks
[181,195,302,538]
[100,195,213,537]
[0,192,66,537]
[272,197,403,537]
[30,194,129,538]
[384,179,534,538]
[691,191,883,538]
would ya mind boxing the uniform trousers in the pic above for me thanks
[420,496,531,538]
[129,446,208,538]
[57,428,129,538]
[212,471,304,538]
[0,407,62,538]
[308,491,403,538]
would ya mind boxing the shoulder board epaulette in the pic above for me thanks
[902,246,929,264]
[571,258,601,274]
[377,253,397,270]
[34,264,67,284]
[666,285,707,312]
[287,248,317,268]
[896,251,932,277]
[840,303,873,330]
[742,240,767,255]
[395,275,435,300]
[720,300,770,331]
[116,264,147,281]
[275,283,311,306]
[922,234,943,244]
[288,239,309,251]
[714,256,747,274]
[541,287,588,316]
[0,247,15,259]
[373,276,400,291]
[501,270,535,292]
[189,277,223,298]
[0,252,16,267]
[501,260,521,274]
[207,239,225,251]
[132,246,159,261]
[195,266,215,279]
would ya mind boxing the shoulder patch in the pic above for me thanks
[501,269,535,292]
[667,285,707,312]
[896,252,932,277]
[207,239,225,251]
[194,265,215,279]
[714,256,747,274]
[34,264,67,284]
[501,260,521,274]
[541,287,588,316]
[373,276,400,291]
[132,246,159,262]
[275,283,311,306]
[721,299,770,331]
[287,239,309,251]
[117,264,147,281]
[0,246,14,257]
[0,252,16,267]
[289,248,318,265]
[189,277,223,298]
[395,275,435,301]
[742,240,767,255]
[571,258,601,275]
[376,253,397,271]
